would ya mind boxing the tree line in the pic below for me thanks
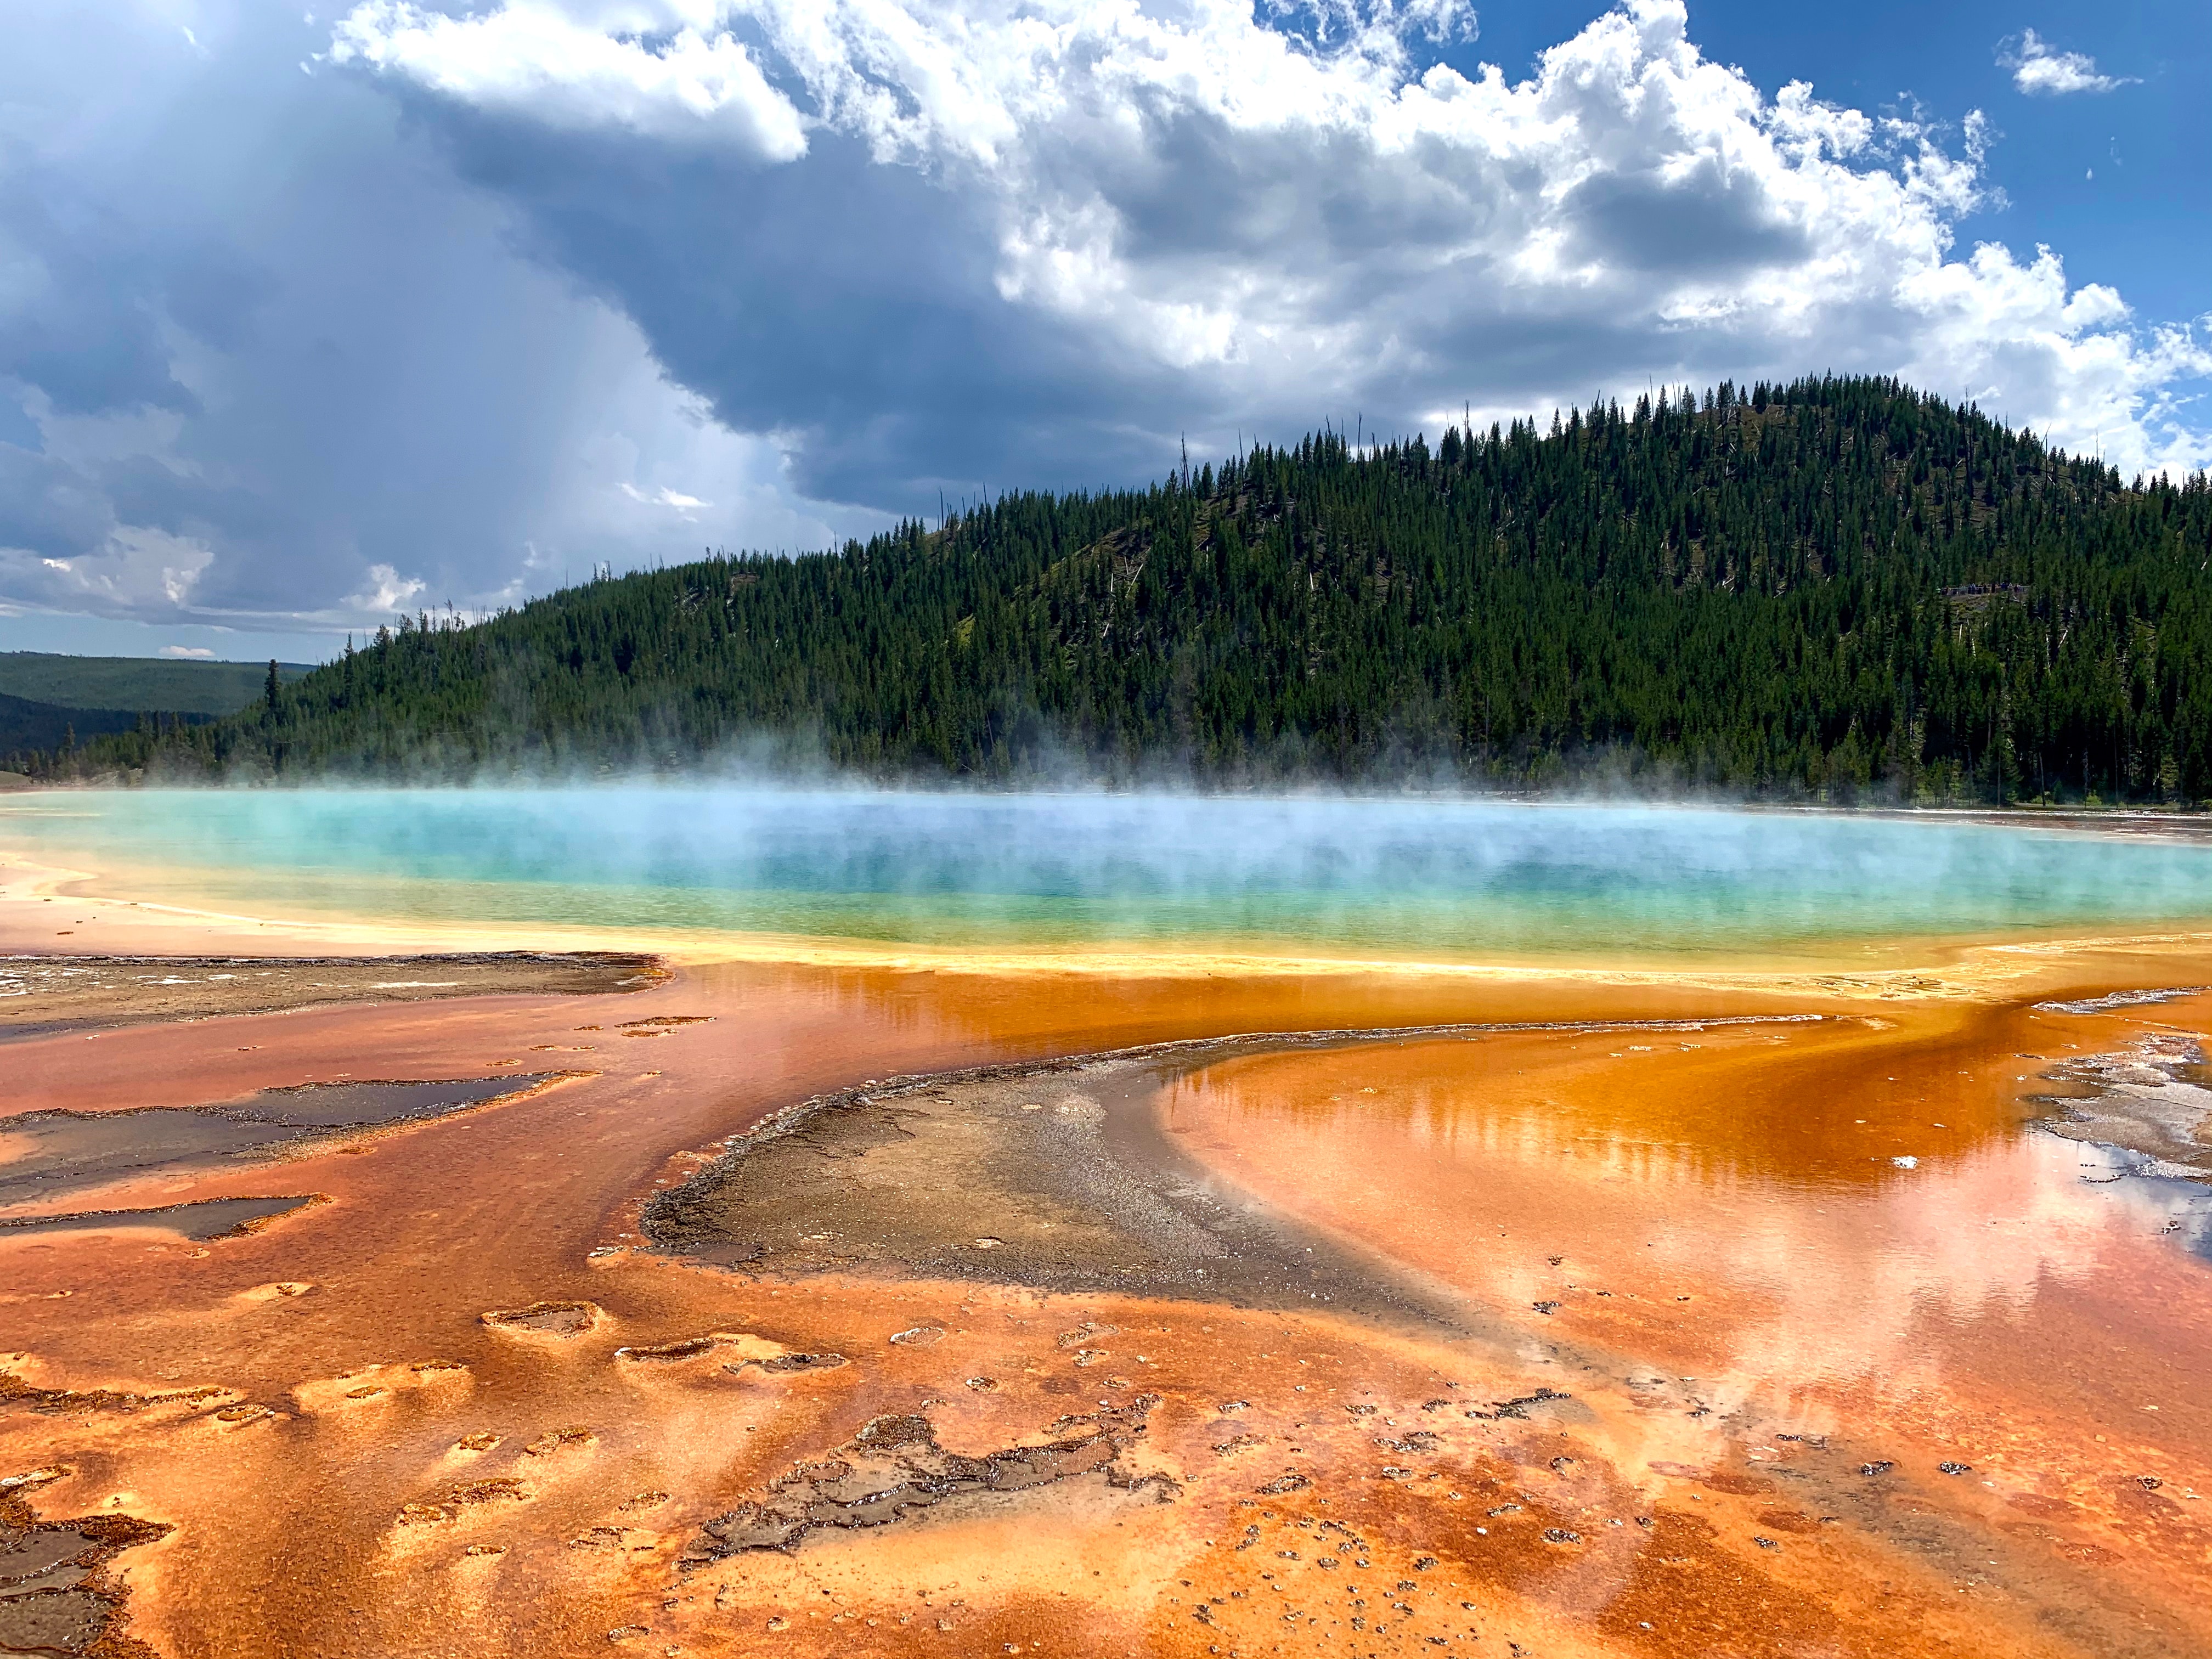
[29,375,2212,803]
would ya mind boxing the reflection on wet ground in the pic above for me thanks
[2059,1142,2212,1261]
[646,1019,1830,1321]
[1157,996,2212,1654]
[0,955,2207,1657]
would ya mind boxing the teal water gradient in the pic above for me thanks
[7,788,2212,957]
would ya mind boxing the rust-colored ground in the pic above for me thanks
[2,870,2210,1658]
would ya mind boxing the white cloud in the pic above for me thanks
[6,0,2205,653]
[1999,28,2136,98]
[1895,244,2212,474]
[346,561,426,614]
[331,0,2212,477]
[4,524,216,613]
[528,324,877,565]
[0,0,885,645]
[619,481,712,514]
[326,1,809,156]
[158,644,216,657]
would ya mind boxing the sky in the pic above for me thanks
[1,1,2205,664]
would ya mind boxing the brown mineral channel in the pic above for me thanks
[3,870,2212,1657]
[0,1071,605,1250]
[0,951,665,1039]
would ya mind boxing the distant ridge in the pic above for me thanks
[29,376,2212,805]
[0,652,313,718]
[0,690,208,769]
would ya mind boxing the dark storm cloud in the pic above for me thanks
[409,106,1187,503]
[0,0,858,636]
[335,0,2204,509]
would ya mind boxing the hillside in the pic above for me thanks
[0,652,314,717]
[0,691,160,766]
[33,376,2212,803]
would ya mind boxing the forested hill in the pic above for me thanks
[33,376,2212,802]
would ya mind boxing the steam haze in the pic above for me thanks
[12,786,2212,953]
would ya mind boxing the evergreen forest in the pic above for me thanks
[25,376,2212,804]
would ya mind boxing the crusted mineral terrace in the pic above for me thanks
[685,1399,1172,1559]
[4,938,2212,1658]
[0,1465,169,1659]
[2030,1023,2212,1179]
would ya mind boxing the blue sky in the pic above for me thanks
[1466,1,2208,323]
[1,0,2205,665]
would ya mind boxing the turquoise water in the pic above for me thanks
[7,787,2212,956]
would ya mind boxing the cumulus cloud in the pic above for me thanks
[5,524,216,616]
[1999,29,2137,97]
[345,562,427,614]
[619,482,712,514]
[336,0,2211,490]
[326,1,809,156]
[2,0,2205,651]
[157,644,216,658]
[0,0,876,645]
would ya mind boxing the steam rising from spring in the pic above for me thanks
[11,787,2212,953]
